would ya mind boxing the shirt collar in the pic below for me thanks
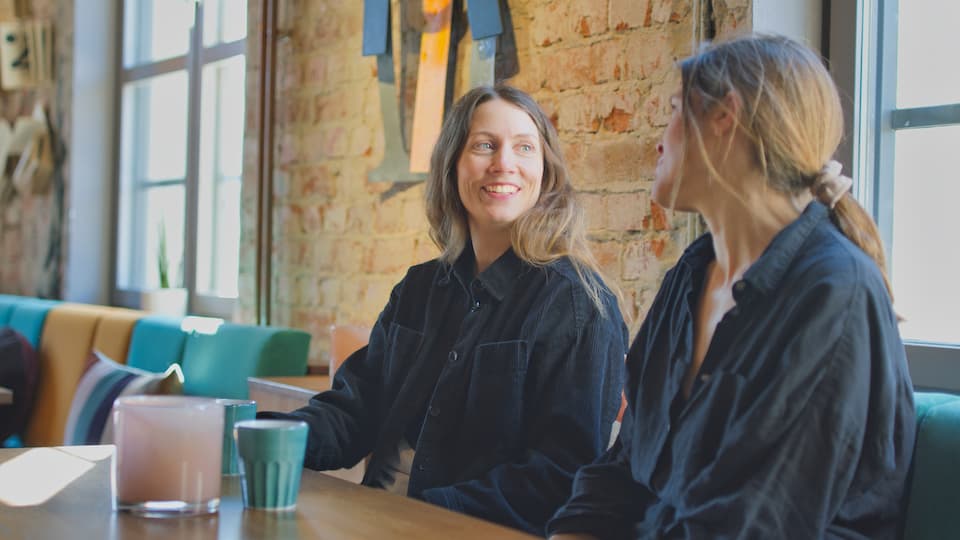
[450,243,523,302]
[742,201,829,296]
[680,201,830,298]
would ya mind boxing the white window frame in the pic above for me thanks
[112,0,246,318]
[829,0,960,392]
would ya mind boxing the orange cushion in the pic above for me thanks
[24,304,144,446]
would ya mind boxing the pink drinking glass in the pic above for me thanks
[112,395,224,517]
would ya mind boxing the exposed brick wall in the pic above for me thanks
[0,0,72,298]
[241,0,752,370]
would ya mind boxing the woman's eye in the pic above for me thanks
[475,141,494,151]
[518,144,534,153]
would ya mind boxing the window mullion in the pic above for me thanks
[891,103,960,130]
[182,0,205,310]
[122,55,189,83]
[872,0,898,262]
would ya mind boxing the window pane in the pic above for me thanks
[116,184,186,291]
[116,71,190,291]
[137,72,189,181]
[196,55,246,298]
[891,125,960,343]
[203,0,248,46]
[896,0,960,108]
[123,0,195,68]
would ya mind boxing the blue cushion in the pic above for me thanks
[126,316,188,373]
[903,393,960,539]
[180,323,310,399]
[7,298,60,349]
[0,295,16,325]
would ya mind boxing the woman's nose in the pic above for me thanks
[491,149,517,172]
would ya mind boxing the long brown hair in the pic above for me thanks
[679,34,893,298]
[424,84,617,315]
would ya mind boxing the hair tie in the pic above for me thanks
[811,160,853,209]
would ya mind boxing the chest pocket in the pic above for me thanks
[383,322,424,385]
[462,340,529,448]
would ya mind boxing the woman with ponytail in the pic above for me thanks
[548,34,915,539]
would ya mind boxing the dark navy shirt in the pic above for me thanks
[265,247,628,535]
[547,202,916,539]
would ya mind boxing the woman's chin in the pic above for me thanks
[651,183,676,210]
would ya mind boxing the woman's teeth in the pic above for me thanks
[483,185,518,194]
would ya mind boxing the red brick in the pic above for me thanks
[348,124,375,158]
[301,204,324,233]
[605,192,649,232]
[530,1,567,48]
[334,238,368,274]
[572,137,652,188]
[622,236,670,282]
[589,239,622,278]
[345,203,375,235]
[294,165,338,200]
[311,238,335,272]
[610,0,648,31]
[413,236,440,265]
[580,192,607,231]
[277,133,299,167]
[575,1,609,38]
[323,205,347,233]
[374,195,409,234]
[556,92,602,134]
[623,32,671,81]
[369,237,417,274]
[540,40,622,91]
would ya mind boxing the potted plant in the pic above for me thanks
[140,222,188,316]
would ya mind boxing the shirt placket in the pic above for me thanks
[409,277,490,490]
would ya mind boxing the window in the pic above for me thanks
[114,0,247,317]
[832,0,960,389]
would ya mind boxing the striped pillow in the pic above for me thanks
[63,350,183,445]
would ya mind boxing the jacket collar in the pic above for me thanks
[450,243,524,302]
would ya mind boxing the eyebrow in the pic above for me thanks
[467,130,539,140]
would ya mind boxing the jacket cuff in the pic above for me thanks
[546,513,630,539]
[420,486,464,514]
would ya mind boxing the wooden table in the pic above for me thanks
[0,446,536,539]
[0,386,11,405]
[247,375,331,414]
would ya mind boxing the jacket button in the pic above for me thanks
[429,406,440,417]
[417,464,426,472]
[448,350,458,362]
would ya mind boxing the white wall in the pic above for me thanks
[65,0,116,303]
[752,0,823,51]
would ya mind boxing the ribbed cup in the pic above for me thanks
[217,399,257,476]
[234,419,308,511]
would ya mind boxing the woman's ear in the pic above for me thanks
[708,91,742,137]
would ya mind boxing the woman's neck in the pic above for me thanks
[700,173,812,285]
[470,230,512,274]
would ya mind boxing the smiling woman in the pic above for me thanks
[257,85,629,535]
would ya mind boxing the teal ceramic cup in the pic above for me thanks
[234,419,309,511]
[217,399,257,475]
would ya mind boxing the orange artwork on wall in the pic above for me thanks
[408,0,452,174]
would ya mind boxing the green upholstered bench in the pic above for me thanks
[178,322,310,399]
[902,391,960,539]
[0,294,310,446]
